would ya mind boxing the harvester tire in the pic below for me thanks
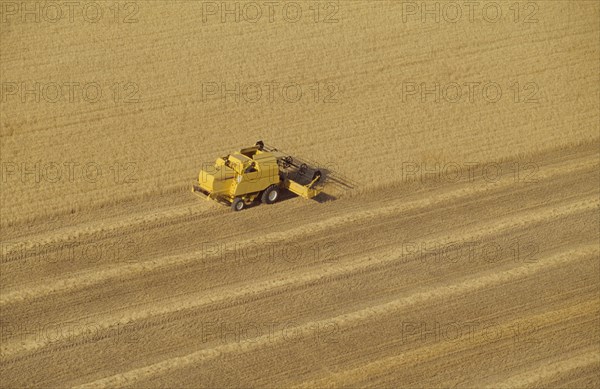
[232,197,245,211]
[261,185,280,204]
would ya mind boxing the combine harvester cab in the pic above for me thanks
[192,140,324,211]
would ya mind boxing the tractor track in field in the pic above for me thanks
[3,242,598,388]
[482,348,600,389]
[295,302,600,389]
[71,248,599,389]
[70,248,596,389]
[1,194,596,357]
[1,144,599,388]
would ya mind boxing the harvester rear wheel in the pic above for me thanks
[232,197,245,211]
[261,185,280,204]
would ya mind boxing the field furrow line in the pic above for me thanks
[482,349,600,389]
[1,202,217,260]
[71,245,598,389]
[294,300,600,389]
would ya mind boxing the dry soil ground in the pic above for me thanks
[1,1,599,388]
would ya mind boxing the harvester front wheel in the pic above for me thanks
[232,197,245,212]
[261,185,280,204]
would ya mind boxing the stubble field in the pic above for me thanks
[1,1,599,388]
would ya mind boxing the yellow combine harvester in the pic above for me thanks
[192,141,323,211]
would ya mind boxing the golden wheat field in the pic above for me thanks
[1,0,599,388]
